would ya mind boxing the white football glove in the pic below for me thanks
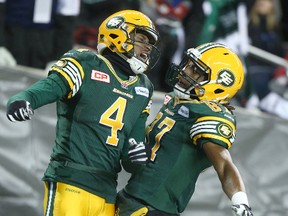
[128,138,151,165]
[0,46,17,66]
[232,204,253,216]
[7,100,34,122]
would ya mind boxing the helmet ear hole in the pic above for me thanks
[214,89,224,94]
[109,34,118,39]
[98,34,105,42]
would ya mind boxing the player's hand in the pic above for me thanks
[232,204,253,216]
[7,100,34,122]
[128,138,151,165]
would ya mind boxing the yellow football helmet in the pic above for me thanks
[166,42,244,103]
[97,10,160,74]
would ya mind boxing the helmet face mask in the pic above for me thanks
[124,28,160,70]
[166,49,210,100]
[166,43,244,103]
[97,10,160,74]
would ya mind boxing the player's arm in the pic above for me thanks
[128,112,148,143]
[8,73,69,109]
[6,73,69,122]
[203,142,253,216]
[122,112,151,169]
[7,52,85,122]
[122,98,152,171]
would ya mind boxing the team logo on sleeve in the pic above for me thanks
[55,59,67,68]
[91,70,110,83]
[217,123,233,138]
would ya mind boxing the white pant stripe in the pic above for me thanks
[45,182,54,216]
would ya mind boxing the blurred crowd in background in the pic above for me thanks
[1,0,288,119]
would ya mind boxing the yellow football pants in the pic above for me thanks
[43,181,115,216]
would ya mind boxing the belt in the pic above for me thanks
[50,159,117,179]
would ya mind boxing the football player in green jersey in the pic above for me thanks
[6,10,160,216]
[117,42,254,216]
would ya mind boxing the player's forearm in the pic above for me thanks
[219,162,246,200]
[128,112,148,142]
[7,74,68,109]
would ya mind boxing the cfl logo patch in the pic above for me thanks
[91,70,110,83]
[218,70,235,87]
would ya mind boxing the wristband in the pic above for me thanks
[231,191,249,206]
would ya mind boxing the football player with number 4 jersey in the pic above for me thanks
[117,43,254,216]
[6,10,160,216]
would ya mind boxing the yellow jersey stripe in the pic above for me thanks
[51,66,74,90]
[193,133,232,149]
[195,116,235,131]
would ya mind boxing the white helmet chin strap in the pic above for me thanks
[127,57,148,74]
[174,84,193,100]
[97,43,148,75]
[116,52,148,74]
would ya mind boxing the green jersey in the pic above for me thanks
[197,0,245,47]
[7,49,153,203]
[124,93,236,214]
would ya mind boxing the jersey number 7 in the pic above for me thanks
[146,112,175,161]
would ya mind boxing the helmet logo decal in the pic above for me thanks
[106,16,124,29]
[218,70,235,87]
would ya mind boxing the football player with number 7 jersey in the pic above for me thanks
[117,43,254,216]
[6,10,160,216]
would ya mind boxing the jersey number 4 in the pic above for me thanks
[99,97,126,146]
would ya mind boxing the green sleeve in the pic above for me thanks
[7,73,69,109]
[121,112,149,173]
[128,112,148,142]
[196,2,219,45]
[121,111,148,162]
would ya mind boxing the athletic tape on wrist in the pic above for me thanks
[231,191,249,206]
